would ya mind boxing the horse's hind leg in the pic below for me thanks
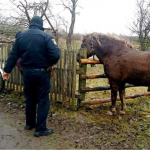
[108,82,118,115]
[119,84,126,115]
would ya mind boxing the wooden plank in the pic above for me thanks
[60,51,63,101]
[81,86,110,93]
[20,72,23,91]
[81,74,107,79]
[76,68,84,74]
[71,51,77,110]
[81,59,101,64]
[50,74,54,101]
[12,67,15,90]
[54,67,58,102]
[5,44,11,89]
[81,92,150,106]
[6,45,11,89]
[68,51,72,103]
[78,49,87,105]
[56,60,59,102]
[62,51,67,101]
[58,56,61,101]
[81,84,143,93]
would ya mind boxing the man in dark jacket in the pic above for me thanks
[3,16,60,137]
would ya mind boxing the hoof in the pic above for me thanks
[112,107,116,112]
[107,110,116,116]
[120,110,126,115]
[123,105,127,111]
[107,110,113,116]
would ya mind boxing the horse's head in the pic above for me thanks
[76,33,102,62]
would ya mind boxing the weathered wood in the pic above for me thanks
[0,40,14,44]
[54,63,58,101]
[75,93,81,99]
[20,72,23,91]
[81,86,110,92]
[5,45,11,89]
[81,59,101,64]
[81,84,137,93]
[81,92,150,106]
[0,42,77,109]
[68,52,72,103]
[76,68,84,74]
[81,74,107,80]
[60,52,64,102]
[63,51,67,101]
[78,48,87,106]
[12,67,15,90]
[59,51,62,101]
[56,59,59,102]
[70,51,77,110]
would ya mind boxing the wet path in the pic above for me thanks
[0,103,51,149]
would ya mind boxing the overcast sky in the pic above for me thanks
[72,0,137,35]
[1,0,137,36]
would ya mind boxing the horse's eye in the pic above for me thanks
[81,42,86,48]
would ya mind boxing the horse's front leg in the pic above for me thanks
[119,84,126,115]
[108,83,118,115]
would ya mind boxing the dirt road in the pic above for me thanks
[1,94,150,149]
[0,102,54,149]
[0,101,98,149]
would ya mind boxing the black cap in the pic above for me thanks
[30,16,43,30]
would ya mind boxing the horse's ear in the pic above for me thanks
[82,35,86,41]
[93,35,102,47]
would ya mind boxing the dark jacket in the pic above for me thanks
[4,18,60,73]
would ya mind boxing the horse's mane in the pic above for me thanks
[83,32,133,50]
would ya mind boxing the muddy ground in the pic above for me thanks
[1,90,150,149]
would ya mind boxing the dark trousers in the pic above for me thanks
[23,68,50,132]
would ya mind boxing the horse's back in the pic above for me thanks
[105,48,150,86]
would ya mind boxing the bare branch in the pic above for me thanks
[41,0,49,18]
[129,0,150,50]
[19,1,31,23]
[59,0,72,14]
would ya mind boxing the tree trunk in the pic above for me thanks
[66,0,76,51]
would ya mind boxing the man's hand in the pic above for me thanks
[3,72,11,80]
[47,66,54,77]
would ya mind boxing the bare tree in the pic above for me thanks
[0,0,55,38]
[129,0,150,51]
[0,0,80,47]
[42,10,61,44]
[59,0,79,51]
[9,0,51,26]
[9,0,63,43]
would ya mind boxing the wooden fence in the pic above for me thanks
[2,44,150,110]
[77,48,150,106]
[0,42,77,110]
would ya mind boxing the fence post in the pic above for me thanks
[70,51,77,110]
[78,48,87,107]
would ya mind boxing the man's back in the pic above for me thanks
[17,28,60,69]
[3,16,60,137]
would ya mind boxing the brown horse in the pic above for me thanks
[77,33,150,115]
